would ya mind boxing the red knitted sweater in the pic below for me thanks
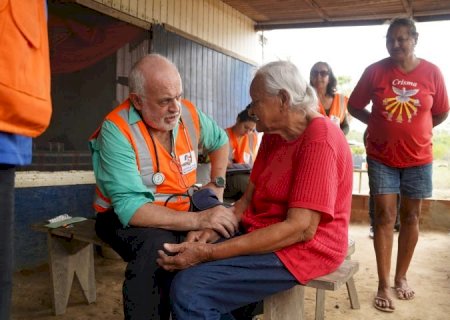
[241,117,353,283]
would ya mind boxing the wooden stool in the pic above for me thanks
[263,240,360,320]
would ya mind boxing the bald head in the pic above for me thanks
[129,54,181,97]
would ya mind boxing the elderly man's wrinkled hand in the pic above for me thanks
[157,242,212,271]
[198,206,238,238]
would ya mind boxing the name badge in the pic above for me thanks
[179,151,197,174]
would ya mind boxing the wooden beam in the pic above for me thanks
[401,0,413,17]
[303,0,330,21]
[255,10,450,31]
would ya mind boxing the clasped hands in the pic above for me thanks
[157,205,237,271]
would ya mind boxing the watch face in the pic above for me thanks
[215,176,226,187]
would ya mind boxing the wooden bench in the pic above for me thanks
[33,219,108,315]
[263,240,360,320]
[34,219,359,318]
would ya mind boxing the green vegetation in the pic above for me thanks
[433,130,450,161]
[351,145,365,155]
[347,129,450,161]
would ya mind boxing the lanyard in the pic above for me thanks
[147,120,193,185]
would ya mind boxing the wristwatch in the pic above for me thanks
[213,176,226,188]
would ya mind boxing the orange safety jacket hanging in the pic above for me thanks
[226,127,258,165]
[90,99,201,213]
[0,0,52,137]
[318,93,348,124]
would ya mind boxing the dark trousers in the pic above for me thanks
[95,210,185,320]
[0,165,15,320]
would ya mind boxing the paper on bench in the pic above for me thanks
[45,217,87,229]
[48,213,72,224]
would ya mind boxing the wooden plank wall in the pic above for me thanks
[151,25,254,128]
[116,34,151,102]
[78,0,259,63]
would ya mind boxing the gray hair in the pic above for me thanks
[255,60,318,113]
[128,54,177,97]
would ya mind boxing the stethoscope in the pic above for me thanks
[148,119,193,186]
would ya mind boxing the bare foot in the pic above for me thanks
[374,287,395,312]
[394,278,415,300]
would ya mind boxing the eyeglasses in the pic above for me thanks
[311,70,329,77]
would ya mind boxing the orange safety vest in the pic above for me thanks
[0,0,52,137]
[318,93,348,125]
[226,127,258,165]
[91,99,201,213]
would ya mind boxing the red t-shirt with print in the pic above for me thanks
[349,58,449,168]
[241,118,353,284]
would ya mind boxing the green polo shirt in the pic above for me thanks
[90,103,227,226]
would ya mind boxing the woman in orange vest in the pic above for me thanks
[310,61,349,134]
[224,106,258,198]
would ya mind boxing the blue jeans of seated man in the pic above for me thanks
[170,253,299,320]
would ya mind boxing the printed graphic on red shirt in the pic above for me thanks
[383,85,420,123]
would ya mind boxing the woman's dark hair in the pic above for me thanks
[387,17,419,41]
[236,104,256,123]
[309,61,337,97]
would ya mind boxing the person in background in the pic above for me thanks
[224,105,258,199]
[310,61,350,135]
[348,18,449,313]
[90,54,238,320]
[157,60,353,320]
[0,1,52,319]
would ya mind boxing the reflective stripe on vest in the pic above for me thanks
[92,99,199,212]
[117,108,155,187]
[247,133,257,164]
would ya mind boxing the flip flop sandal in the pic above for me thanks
[394,287,415,300]
[374,296,395,313]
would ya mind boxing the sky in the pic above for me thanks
[261,20,450,132]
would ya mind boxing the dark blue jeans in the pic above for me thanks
[170,253,299,320]
[0,165,15,320]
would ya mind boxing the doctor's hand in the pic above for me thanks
[197,205,237,239]
[186,229,220,243]
[157,242,212,271]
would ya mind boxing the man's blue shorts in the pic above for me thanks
[367,157,432,199]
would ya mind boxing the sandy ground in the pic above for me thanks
[11,224,450,320]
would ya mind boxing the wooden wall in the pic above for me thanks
[152,25,254,127]
[76,0,260,63]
